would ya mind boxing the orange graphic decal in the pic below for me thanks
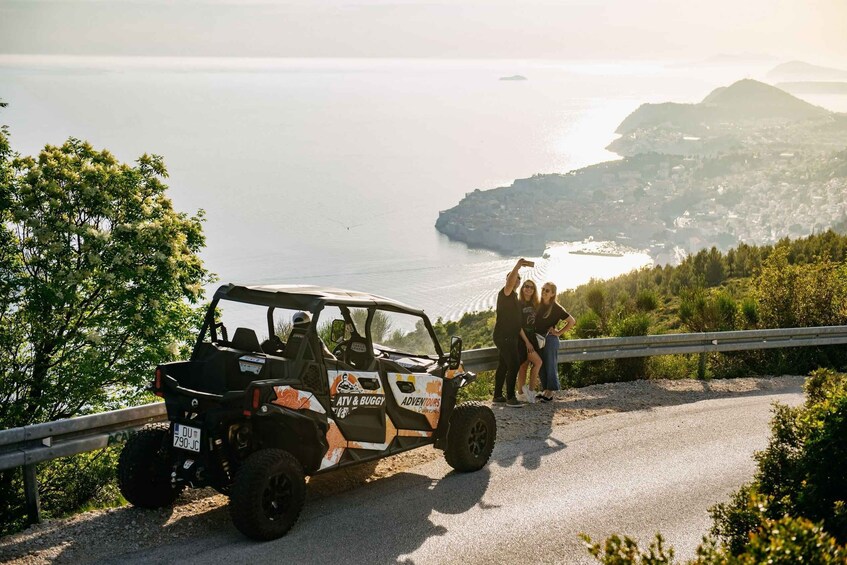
[272,387,311,410]
[320,419,348,470]
[397,429,433,438]
[384,414,398,444]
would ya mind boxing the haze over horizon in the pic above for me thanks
[1,0,846,66]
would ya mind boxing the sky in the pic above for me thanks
[1,0,846,65]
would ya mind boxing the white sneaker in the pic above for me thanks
[515,391,527,402]
[522,385,535,404]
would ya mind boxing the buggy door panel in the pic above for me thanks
[326,369,387,444]
[381,363,442,431]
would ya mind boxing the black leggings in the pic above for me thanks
[493,336,520,400]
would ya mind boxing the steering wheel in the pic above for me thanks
[332,340,350,359]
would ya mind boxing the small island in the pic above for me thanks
[499,75,527,81]
[435,79,847,263]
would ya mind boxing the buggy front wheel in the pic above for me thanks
[445,401,497,472]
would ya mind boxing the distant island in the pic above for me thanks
[765,61,847,97]
[499,75,527,81]
[766,60,847,82]
[435,79,847,264]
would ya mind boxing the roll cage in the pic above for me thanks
[194,284,446,365]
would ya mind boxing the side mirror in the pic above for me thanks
[447,336,463,370]
[330,319,347,344]
[213,321,228,343]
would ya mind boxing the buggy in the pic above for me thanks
[118,284,496,540]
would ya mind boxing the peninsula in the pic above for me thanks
[435,79,847,263]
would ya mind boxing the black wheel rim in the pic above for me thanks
[467,420,488,458]
[262,473,293,521]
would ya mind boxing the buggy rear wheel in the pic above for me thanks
[229,448,306,541]
[118,424,183,508]
[445,401,497,472]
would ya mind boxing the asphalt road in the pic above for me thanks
[112,388,803,564]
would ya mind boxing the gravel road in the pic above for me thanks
[0,375,805,564]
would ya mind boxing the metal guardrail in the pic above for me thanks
[0,403,167,471]
[3,324,847,524]
[462,325,847,370]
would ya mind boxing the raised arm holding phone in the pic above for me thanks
[492,258,534,407]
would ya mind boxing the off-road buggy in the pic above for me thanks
[118,284,496,540]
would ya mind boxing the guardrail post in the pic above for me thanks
[697,352,707,379]
[23,463,41,525]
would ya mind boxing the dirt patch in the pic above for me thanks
[0,375,805,564]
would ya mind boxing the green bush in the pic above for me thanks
[646,355,698,380]
[611,314,651,381]
[635,289,659,312]
[0,447,124,537]
[581,532,674,565]
[38,447,125,518]
[739,298,758,328]
[585,369,847,564]
[574,311,604,339]
[678,289,738,332]
[457,369,494,402]
[755,248,847,329]
[711,369,847,550]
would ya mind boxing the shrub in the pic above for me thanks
[635,289,659,312]
[739,298,758,329]
[574,311,603,339]
[678,289,738,332]
[581,532,674,565]
[585,369,847,564]
[711,369,847,550]
[755,248,847,329]
[611,314,651,381]
[612,314,651,338]
[647,355,698,380]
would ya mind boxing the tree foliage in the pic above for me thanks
[754,247,847,329]
[0,119,211,533]
[0,138,211,427]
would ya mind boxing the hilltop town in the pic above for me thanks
[435,79,847,264]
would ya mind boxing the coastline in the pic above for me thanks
[433,79,847,267]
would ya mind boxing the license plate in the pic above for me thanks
[173,423,202,452]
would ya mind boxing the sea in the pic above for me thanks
[3,56,846,324]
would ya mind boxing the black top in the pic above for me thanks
[535,302,570,334]
[519,301,537,335]
[493,288,522,340]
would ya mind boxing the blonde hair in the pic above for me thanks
[519,279,540,308]
[539,282,559,316]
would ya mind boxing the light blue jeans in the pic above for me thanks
[541,334,560,391]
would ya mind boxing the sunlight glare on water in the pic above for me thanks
[1,55,811,322]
